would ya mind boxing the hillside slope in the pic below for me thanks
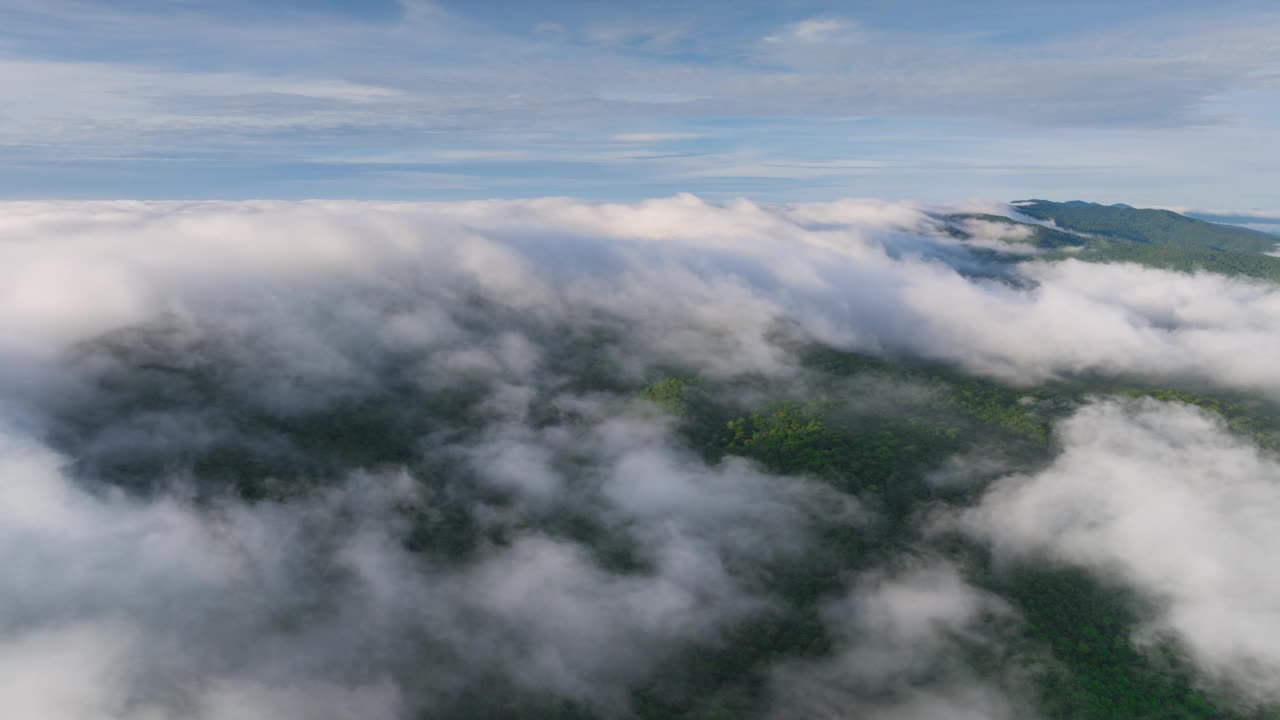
[1013,200,1280,281]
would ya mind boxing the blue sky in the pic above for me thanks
[0,0,1277,207]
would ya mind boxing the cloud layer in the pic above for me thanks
[3,196,1280,717]
[4,197,1280,399]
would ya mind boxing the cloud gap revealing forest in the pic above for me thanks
[4,197,1280,720]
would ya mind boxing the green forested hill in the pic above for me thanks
[1012,200,1280,281]
[1014,200,1277,252]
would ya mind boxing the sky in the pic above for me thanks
[0,0,1278,207]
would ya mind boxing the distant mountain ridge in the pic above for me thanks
[1012,199,1277,251]
[942,198,1280,283]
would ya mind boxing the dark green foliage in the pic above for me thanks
[630,609,831,720]
[642,345,1280,720]
[639,376,693,417]
[726,402,833,475]
[721,400,956,529]
[981,561,1259,720]
[422,683,603,720]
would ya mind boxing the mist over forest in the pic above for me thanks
[4,196,1280,719]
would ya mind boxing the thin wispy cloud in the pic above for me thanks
[0,1,1276,202]
[611,133,704,143]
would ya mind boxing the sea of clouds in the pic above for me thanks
[3,196,1280,718]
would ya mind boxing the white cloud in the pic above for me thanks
[3,197,1280,399]
[759,17,867,69]
[962,399,1280,703]
[0,385,851,716]
[0,426,414,719]
[611,132,703,142]
[0,59,405,146]
[764,17,861,45]
[584,23,688,49]
[769,561,1034,720]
